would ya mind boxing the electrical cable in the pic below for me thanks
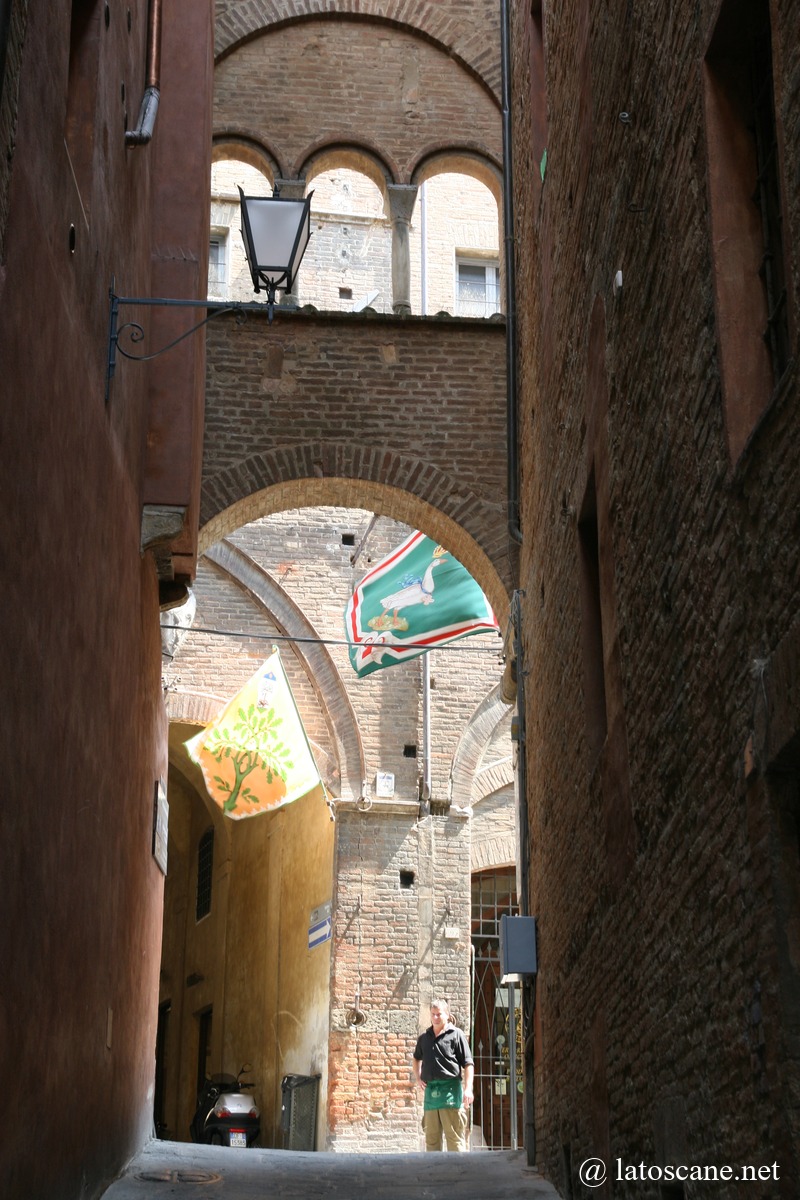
[160,623,505,655]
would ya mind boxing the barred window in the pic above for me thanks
[196,828,214,921]
[456,258,500,318]
[208,233,229,297]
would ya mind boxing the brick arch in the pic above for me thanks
[298,142,399,192]
[212,134,283,184]
[471,820,516,874]
[473,758,514,804]
[199,467,512,625]
[214,3,502,99]
[449,684,513,810]
[166,692,225,727]
[213,15,501,192]
[410,147,503,209]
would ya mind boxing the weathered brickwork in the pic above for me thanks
[164,505,514,1148]
[2,2,214,1195]
[0,0,28,253]
[510,0,800,1193]
[213,0,503,98]
[201,311,513,617]
[213,18,500,186]
[328,807,472,1150]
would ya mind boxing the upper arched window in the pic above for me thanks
[414,173,501,317]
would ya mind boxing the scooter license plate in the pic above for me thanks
[229,1131,247,1148]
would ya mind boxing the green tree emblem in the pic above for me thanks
[208,703,295,813]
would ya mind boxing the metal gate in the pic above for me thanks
[281,1074,320,1151]
[470,869,523,1150]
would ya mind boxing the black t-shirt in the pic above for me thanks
[413,1024,473,1081]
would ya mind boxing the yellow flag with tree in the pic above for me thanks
[185,649,322,819]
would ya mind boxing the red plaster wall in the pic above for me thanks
[0,2,213,1196]
[144,0,215,578]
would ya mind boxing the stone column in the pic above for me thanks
[387,184,419,316]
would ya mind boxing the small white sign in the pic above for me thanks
[375,771,395,797]
[308,917,332,950]
[310,901,331,925]
[309,902,332,950]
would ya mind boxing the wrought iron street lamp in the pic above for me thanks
[238,185,313,318]
[106,185,314,402]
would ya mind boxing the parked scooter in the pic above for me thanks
[190,1065,260,1148]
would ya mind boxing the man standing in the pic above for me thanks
[413,999,474,1152]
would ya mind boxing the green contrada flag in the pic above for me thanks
[344,531,499,678]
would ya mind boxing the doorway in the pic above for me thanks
[470,868,523,1148]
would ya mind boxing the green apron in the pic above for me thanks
[423,1078,464,1111]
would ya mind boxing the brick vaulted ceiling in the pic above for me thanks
[213,0,503,98]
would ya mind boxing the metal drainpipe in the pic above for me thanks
[420,181,428,315]
[500,0,523,544]
[422,653,432,804]
[513,587,536,1166]
[126,0,162,146]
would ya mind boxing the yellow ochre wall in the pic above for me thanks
[160,734,334,1149]
[225,785,334,1147]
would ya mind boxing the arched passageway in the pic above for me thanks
[158,503,515,1152]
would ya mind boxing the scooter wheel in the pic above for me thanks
[210,1133,223,1146]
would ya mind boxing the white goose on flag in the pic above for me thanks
[344,531,500,678]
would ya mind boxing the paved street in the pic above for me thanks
[102,1140,560,1200]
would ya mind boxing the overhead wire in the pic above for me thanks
[160,623,506,655]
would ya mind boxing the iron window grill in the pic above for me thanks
[470,869,522,1149]
[196,828,214,921]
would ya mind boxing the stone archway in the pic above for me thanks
[201,308,511,621]
[199,473,511,627]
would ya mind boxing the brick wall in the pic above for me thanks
[213,0,503,98]
[510,0,800,1192]
[1,2,213,1195]
[200,310,513,617]
[0,0,27,253]
[327,806,472,1150]
[212,18,501,185]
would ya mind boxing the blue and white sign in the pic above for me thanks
[308,902,332,950]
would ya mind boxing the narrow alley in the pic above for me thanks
[3,1,799,1198]
[102,1142,558,1200]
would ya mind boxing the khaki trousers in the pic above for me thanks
[422,1106,469,1152]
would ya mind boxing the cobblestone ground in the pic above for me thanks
[102,1140,560,1200]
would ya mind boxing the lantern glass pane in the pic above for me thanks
[245,198,308,283]
[288,217,311,284]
